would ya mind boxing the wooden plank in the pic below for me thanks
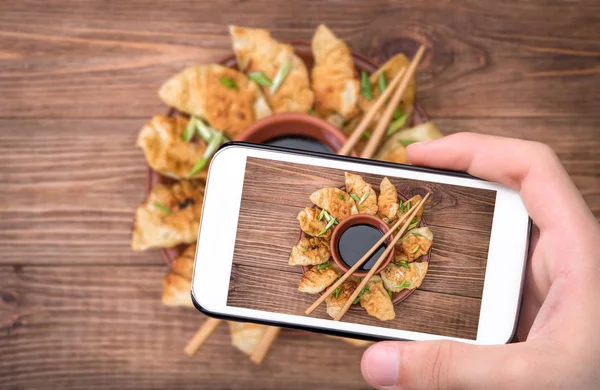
[0,2,598,118]
[0,265,369,390]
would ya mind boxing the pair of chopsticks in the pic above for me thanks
[305,193,430,320]
[338,45,426,158]
[184,45,427,362]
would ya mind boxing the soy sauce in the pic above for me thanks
[338,224,387,271]
[265,136,333,154]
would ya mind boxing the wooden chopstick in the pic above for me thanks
[333,192,431,321]
[184,318,222,356]
[338,66,407,156]
[304,197,424,316]
[250,326,281,364]
[360,45,426,159]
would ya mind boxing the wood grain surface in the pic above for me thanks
[228,159,495,339]
[0,0,599,388]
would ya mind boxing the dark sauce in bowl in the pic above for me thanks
[265,135,333,154]
[338,224,387,271]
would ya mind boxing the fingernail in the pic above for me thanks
[363,343,399,388]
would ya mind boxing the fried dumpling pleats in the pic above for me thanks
[159,64,271,139]
[375,122,444,164]
[377,177,399,222]
[309,188,358,222]
[381,261,429,292]
[398,194,424,225]
[298,261,340,294]
[359,275,395,321]
[325,280,358,319]
[227,322,268,356]
[171,243,196,280]
[311,24,360,122]
[345,172,378,215]
[137,115,207,179]
[288,236,330,266]
[297,207,332,239]
[131,181,204,251]
[161,243,196,307]
[229,25,314,113]
[396,227,433,262]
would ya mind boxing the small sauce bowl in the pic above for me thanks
[330,214,395,277]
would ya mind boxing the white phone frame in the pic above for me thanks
[191,143,530,345]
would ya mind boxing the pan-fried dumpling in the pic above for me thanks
[297,207,332,239]
[298,261,340,293]
[325,280,358,319]
[381,261,429,292]
[158,64,271,139]
[288,236,330,266]
[375,122,444,164]
[377,177,399,222]
[311,24,360,122]
[131,181,204,251]
[229,25,314,113]
[136,115,207,179]
[396,227,433,262]
[171,243,196,280]
[398,194,424,225]
[228,322,268,355]
[161,273,193,308]
[309,188,358,222]
[345,172,378,215]
[359,275,395,321]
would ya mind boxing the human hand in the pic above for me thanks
[361,132,600,389]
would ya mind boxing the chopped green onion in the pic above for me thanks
[400,140,417,146]
[195,119,215,142]
[323,210,333,222]
[358,191,370,205]
[396,280,411,289]
[317,262,330,270]
[396,261,410,269]
[411,244,421,254]
[388,290,393,299]
[350,193,360,202]
[248,72,272,87]
[393,108,404,120]
[337,194,345,201]
[318,216,337,236]
[187,131,225,178]
[333,285,342,299]
[353,287,371,304]
[317,209,326,221]
[182,116,197,142]
[187,157,208,178]
[399,200,404,213]
[387,114,408,136]
[360,71,372,100]
[300,245,309,252]
[153,202,171,215]
[412,232,423,237]
[270,60,291,94]
[378,72,387,93]
[308,108,317,116]
[363,131,371,140]
[408,221,419,230]
[219,76,238,90]
[406,202,412,211]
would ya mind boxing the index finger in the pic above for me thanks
[405,132,594,230]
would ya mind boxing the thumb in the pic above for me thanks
[361,340,530,389]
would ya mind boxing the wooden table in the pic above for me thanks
[1,1,598,389]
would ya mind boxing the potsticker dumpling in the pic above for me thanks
[131,181,204,251]
[375,122,444,164]
[345,172,378,215]
[311,24,360,122]
[171,243,196,280]
[137,115,207,180]
[297,207,332,239]
[228,322,268,356]
[381,261,429,292]
[158,64,271,139]
[298,261,340,294]
[288,236,330,266]
[229,25,314,113]
[161,273,194,308]
[309,188,358,222]
[397,227,433,262]
[359,275,395,321]
[398,194,424,225]
[377,177,399,222]
[325,280,358,319]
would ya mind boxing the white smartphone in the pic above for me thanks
[191,143,531,345]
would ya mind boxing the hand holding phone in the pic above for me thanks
[362,133,600,389]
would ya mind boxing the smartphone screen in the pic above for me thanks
[193,144,530,344]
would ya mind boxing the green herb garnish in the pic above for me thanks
[363,131,371,140]
[393,108,404,120]
[387,114,408,136]
[400,140,417,146]
[317,262,330,270]
[219,76,238,90]
[187,157,208,178]
[396,261,410,269]
[399,200,404,213]
[406,202,412,211]
[317,209,326,221]
[270,60,291,94]
[333,285,342,299]
[408,221,419,230]
[318,216,337,236]
[195,119,215,142]
[358,191,370,205]
[388,290,393,299]
[353,287,371,304]
[153,202,171,215]
[248,72,272,87]
[308,108,317,116]
[187,130,226,178]
[396,280,411,289]
[300,245,309,252]
[360,71,372,100]
[337,194,345,201]
[411,244,421,254]
[350,193,361,202]
[182,116,197,142]
[412,232,423,237]
[378,72,387,93]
